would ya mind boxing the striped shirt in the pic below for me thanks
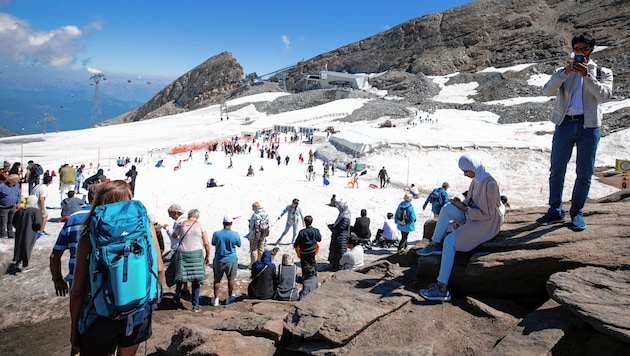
[52,205,90,287]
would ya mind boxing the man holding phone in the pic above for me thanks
[536,33,613,230]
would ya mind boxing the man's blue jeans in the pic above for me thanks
[548,120,600,218]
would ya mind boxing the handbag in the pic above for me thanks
[164,222,195,288]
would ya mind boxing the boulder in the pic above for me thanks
[491,299,571,355]
[547,266,630,344]
[416,200,630,301]
[283,270,414,346]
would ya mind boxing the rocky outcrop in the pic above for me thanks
[547,266,630,343]
[127,52,244,122]
[415,192,630,303]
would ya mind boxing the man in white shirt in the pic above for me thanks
[339,236,364,271]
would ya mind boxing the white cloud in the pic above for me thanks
[0,12,85,67]
[281,35,290,52]
[86,66,103,74]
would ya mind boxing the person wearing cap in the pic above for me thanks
[248,201,269,265]
[275,198,304,245]
[423,182,450,218]
[211,215,241,306]
[537,32,613,230]
[163,203,189,294]
[164,203,186,251]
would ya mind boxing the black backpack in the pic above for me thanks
[396,206,410,226]
[31,163,44,177]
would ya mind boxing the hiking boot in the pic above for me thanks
[416,243,442,257]
[226,295,236,305]
[211,297,220,307]
[192,305,200,313]
[536,211,565,225]
[571,215,587,230]
[419,283,451,302]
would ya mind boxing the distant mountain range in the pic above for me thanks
[0,66,172,135]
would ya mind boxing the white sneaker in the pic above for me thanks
[226,295,236,305]
[211,297,219,307]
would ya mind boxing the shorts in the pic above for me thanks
[79,313,152,356]
[213,259,237,282]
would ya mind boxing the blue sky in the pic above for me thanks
[0,0,471,81]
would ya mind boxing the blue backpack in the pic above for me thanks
[429,188,445,208]
[78,200,161,335]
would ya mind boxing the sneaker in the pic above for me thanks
[416,243,442,257]
[536,212,565,225]
[419,283,451,302]
[20,265,36,273]
[36,232,43,240]
[571,215,587,230]
[211,297,220,307]
[226,295,236,305]
[192,305,200,313]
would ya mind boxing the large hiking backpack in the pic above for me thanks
[429,188,445,207]
[78,200,161,335]
[396,206,411,226]
[255,215,270,238]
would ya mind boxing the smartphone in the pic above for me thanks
[574,54,585,63]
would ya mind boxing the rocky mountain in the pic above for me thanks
[122,0,629,135]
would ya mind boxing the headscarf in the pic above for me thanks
[458,154,491,183]
[25,195,38,208]
[333,200,351,225]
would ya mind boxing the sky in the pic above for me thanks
[1,62,630,295]
[0,0,473,81]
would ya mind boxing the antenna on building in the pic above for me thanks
[89,73,106,126]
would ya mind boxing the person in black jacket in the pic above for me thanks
[327,201,351,271]
[293,215,322,273]
[82,168,105,190]
[352,209,372,250]
[247,250,276,300]
[125,165,138,195]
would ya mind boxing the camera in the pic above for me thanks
[574,54,585,63]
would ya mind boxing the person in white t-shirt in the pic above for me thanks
[339,236,364,271]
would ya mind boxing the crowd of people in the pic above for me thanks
[0,32,615,354]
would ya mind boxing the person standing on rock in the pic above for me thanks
[536,32,613,230]
[211,215,241,306]
[417,154,504,302]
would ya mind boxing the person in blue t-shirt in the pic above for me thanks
[211,215,241,306]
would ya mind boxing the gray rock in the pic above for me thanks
[415,199,630,301]
[547,266,630,343]
[284,270,413,346]
[492,299,571,355]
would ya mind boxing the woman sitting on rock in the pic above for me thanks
[417,154,505,302]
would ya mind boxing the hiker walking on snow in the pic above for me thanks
[423,182,450,218]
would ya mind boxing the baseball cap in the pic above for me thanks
[223,215,233,224]
[168,203,185,214]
